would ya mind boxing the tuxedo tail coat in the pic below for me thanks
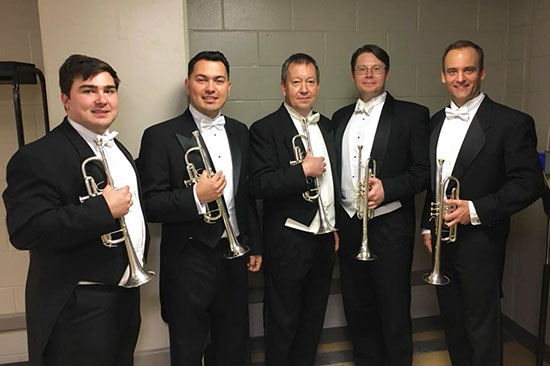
[2,119,149,366]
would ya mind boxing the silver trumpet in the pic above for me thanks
[289,119,336,235]
[422,158,460,286]
[184,130,250,259]
[80,136,155,288]
[354,145,377,261]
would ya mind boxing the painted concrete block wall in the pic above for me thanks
[502,0,550,341]
[187,0,514,310]
[188,0,510,126]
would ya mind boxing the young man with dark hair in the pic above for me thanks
[138,50,262,365]
[332,44,430,366]
[3,54,149,366]
[421,40,543,366]
[249,52,339,365]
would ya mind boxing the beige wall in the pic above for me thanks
[0,0,44,362]
[37,0,190,357]
[0,0,190,362]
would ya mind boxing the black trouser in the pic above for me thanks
[337,208,414,366]
[44,284,141,366]
[436,225,505,366]
[263,228,336,366]
[165,238,250,366]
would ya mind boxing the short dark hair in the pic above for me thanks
[281,53,320,83]
[59,54,120,96]
[351,44,390,73]
[188,51,230,78]
[442,40,484,71]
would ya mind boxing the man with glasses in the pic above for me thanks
[332,44,430,366]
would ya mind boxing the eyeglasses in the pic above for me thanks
[354,65,386,75]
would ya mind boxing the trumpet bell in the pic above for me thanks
[354,245,377,261]
[223,244,250,259]
[422,271,450,286]
[122,268,156,288]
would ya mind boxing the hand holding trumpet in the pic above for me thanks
[301,149,326,177]
[196,170,227,204]
[103,185,132,218]
[442,199,471,226]
[367,177,385,210]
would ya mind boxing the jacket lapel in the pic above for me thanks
[278,104,305,158]
[175,109,216,174]
[334,105,354,175]
[59,118,107,185]
[451,97,490,181]
[224,119,242,195]
[429,111,445,192]
[369,93,394,175]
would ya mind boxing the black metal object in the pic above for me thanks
[538,173,550,366]
[0,61,50,147]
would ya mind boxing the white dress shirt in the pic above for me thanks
[436,92,485,226]
[341,92,402,218]
[69,119,146,286]
[189,105,240,238]
[283,103,336,233]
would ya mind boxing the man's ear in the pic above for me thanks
[280,82,287,97]
[61,93,70,111]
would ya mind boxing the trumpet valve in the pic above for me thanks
[367,208,374,220]
[289,158,301,166]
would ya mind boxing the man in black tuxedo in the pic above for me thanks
[137,51,261,366]
[249,53,339,366]
[3,54,149,366]
[332,44,430,366]
[421,40,544,366]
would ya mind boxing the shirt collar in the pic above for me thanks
[68,118,112,147]
[449,92,485,113]
[355,91,387,114]
[284,102,318,123]
[189,104,223,132]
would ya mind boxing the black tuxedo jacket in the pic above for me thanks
[2,118,149,366]
[333,93,430,229]
[249,104,339,249]
[421,96,544,259]
[137,109,261,319]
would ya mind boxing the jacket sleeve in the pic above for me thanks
[381,106,431,203]
[3,150,116,251]
[248,120,310,199]
[474,114,544,224]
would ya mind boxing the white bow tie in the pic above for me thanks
[95,131,118,148]
[445,107,470,122]
[200,115,225,132]
[355,99,375,116]
[302,112,320,125]
[287,107,320,126]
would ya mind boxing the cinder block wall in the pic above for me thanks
[187,0,512,319]
[188,0,550,340]
[188,0,510,125]
[502,0,550,342]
